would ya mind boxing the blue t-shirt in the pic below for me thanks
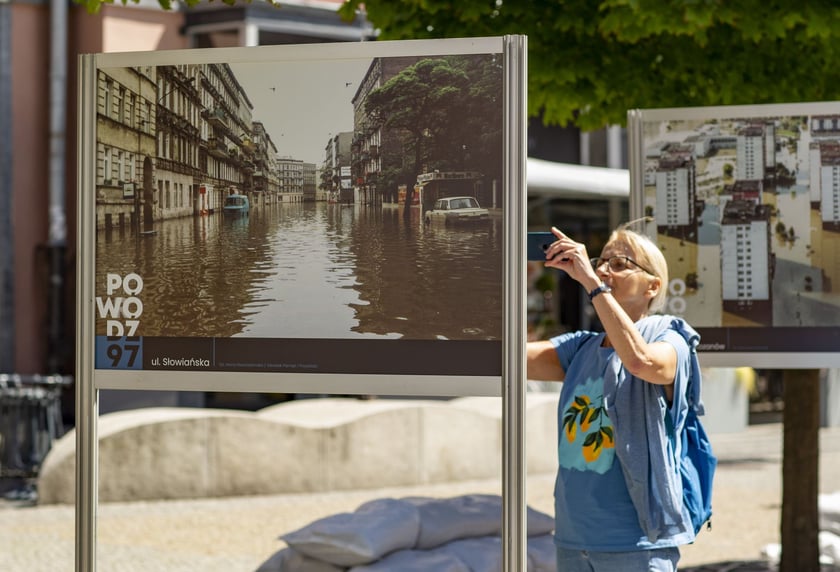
[551,327,689,551]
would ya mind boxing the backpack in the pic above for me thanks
[666,389,717,536]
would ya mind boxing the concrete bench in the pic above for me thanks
[38,394,559,504]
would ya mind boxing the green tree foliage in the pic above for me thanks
[364,55,502,212]
[80,0,840,130]
[366,58,468,182]
[340,1,840,130]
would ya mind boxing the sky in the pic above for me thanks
[230,58,374,166]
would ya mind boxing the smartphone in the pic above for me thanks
[527,232,555,261]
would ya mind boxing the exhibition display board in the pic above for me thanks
[77,36,528,571]
[629,102,840,367]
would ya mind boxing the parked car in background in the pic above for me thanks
[424,196,489,226]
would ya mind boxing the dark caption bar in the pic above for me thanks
[141,337,502,376]
[695,326,840,352]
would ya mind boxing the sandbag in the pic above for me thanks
[281,498,420,566]
[403,494,554,549]
[348,548,470,572]
[255,547,346,571]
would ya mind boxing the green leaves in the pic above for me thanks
[362,55,503,192]
[344,0,840,130]
[76,0,840,130]
[582,430,603,448]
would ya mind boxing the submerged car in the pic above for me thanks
[223,193,250,215]
[424,196,489,225]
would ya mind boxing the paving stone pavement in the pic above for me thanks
[0,422,838,571]
[683,562,840,572]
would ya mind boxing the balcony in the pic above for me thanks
[203,107,226,128]
[241,136,256,154]
[207,137,228,160]
[369,145,379,158]
[156,158,201,177]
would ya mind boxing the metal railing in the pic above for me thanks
[0,374,72,491]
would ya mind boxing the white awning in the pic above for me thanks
[527,157,629,200]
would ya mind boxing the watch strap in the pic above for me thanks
[588,283,612,301]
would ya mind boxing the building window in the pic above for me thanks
[102,146,111,183]
[116,87,125,123]
[115,150,124,183]
[126,93,135,128]
[104,79,113,118]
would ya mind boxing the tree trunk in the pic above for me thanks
[406,134,423,220]
[780,368,820,572]
[403,186,414,220]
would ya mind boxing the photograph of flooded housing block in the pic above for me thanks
[93,51,505,351]
[641,112,840,333]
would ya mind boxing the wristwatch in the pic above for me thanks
[588,283,612,301]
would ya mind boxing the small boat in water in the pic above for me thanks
[223,194,250,215]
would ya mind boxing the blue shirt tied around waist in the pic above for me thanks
[551,315,701,551]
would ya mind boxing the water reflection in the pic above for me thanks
[95,202,503,341]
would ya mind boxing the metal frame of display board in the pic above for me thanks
[76,35,528,571]
[628,101,840,368]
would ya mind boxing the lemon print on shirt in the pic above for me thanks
[559,376,615,474]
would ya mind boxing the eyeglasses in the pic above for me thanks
[590,255,655,276]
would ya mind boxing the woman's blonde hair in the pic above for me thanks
[606,223,669,314]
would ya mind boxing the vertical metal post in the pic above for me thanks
[49,0,67,246]
[76,54,99,572]
[579,131,591,166]
[626,110,645,222]
[47,0,68,374]
[0,0,15,372]
[502,34,528,572]
[606,124,623,169]
[242,21,259,47]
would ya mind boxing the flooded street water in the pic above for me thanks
[96,202,503,342]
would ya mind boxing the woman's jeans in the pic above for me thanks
[556,546,680,572]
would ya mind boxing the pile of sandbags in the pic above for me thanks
[256,494,556,571]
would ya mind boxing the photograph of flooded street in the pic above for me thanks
[90,42,509,375]
[96,201,502,341]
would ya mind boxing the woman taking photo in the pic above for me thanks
[527,225,703,572]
